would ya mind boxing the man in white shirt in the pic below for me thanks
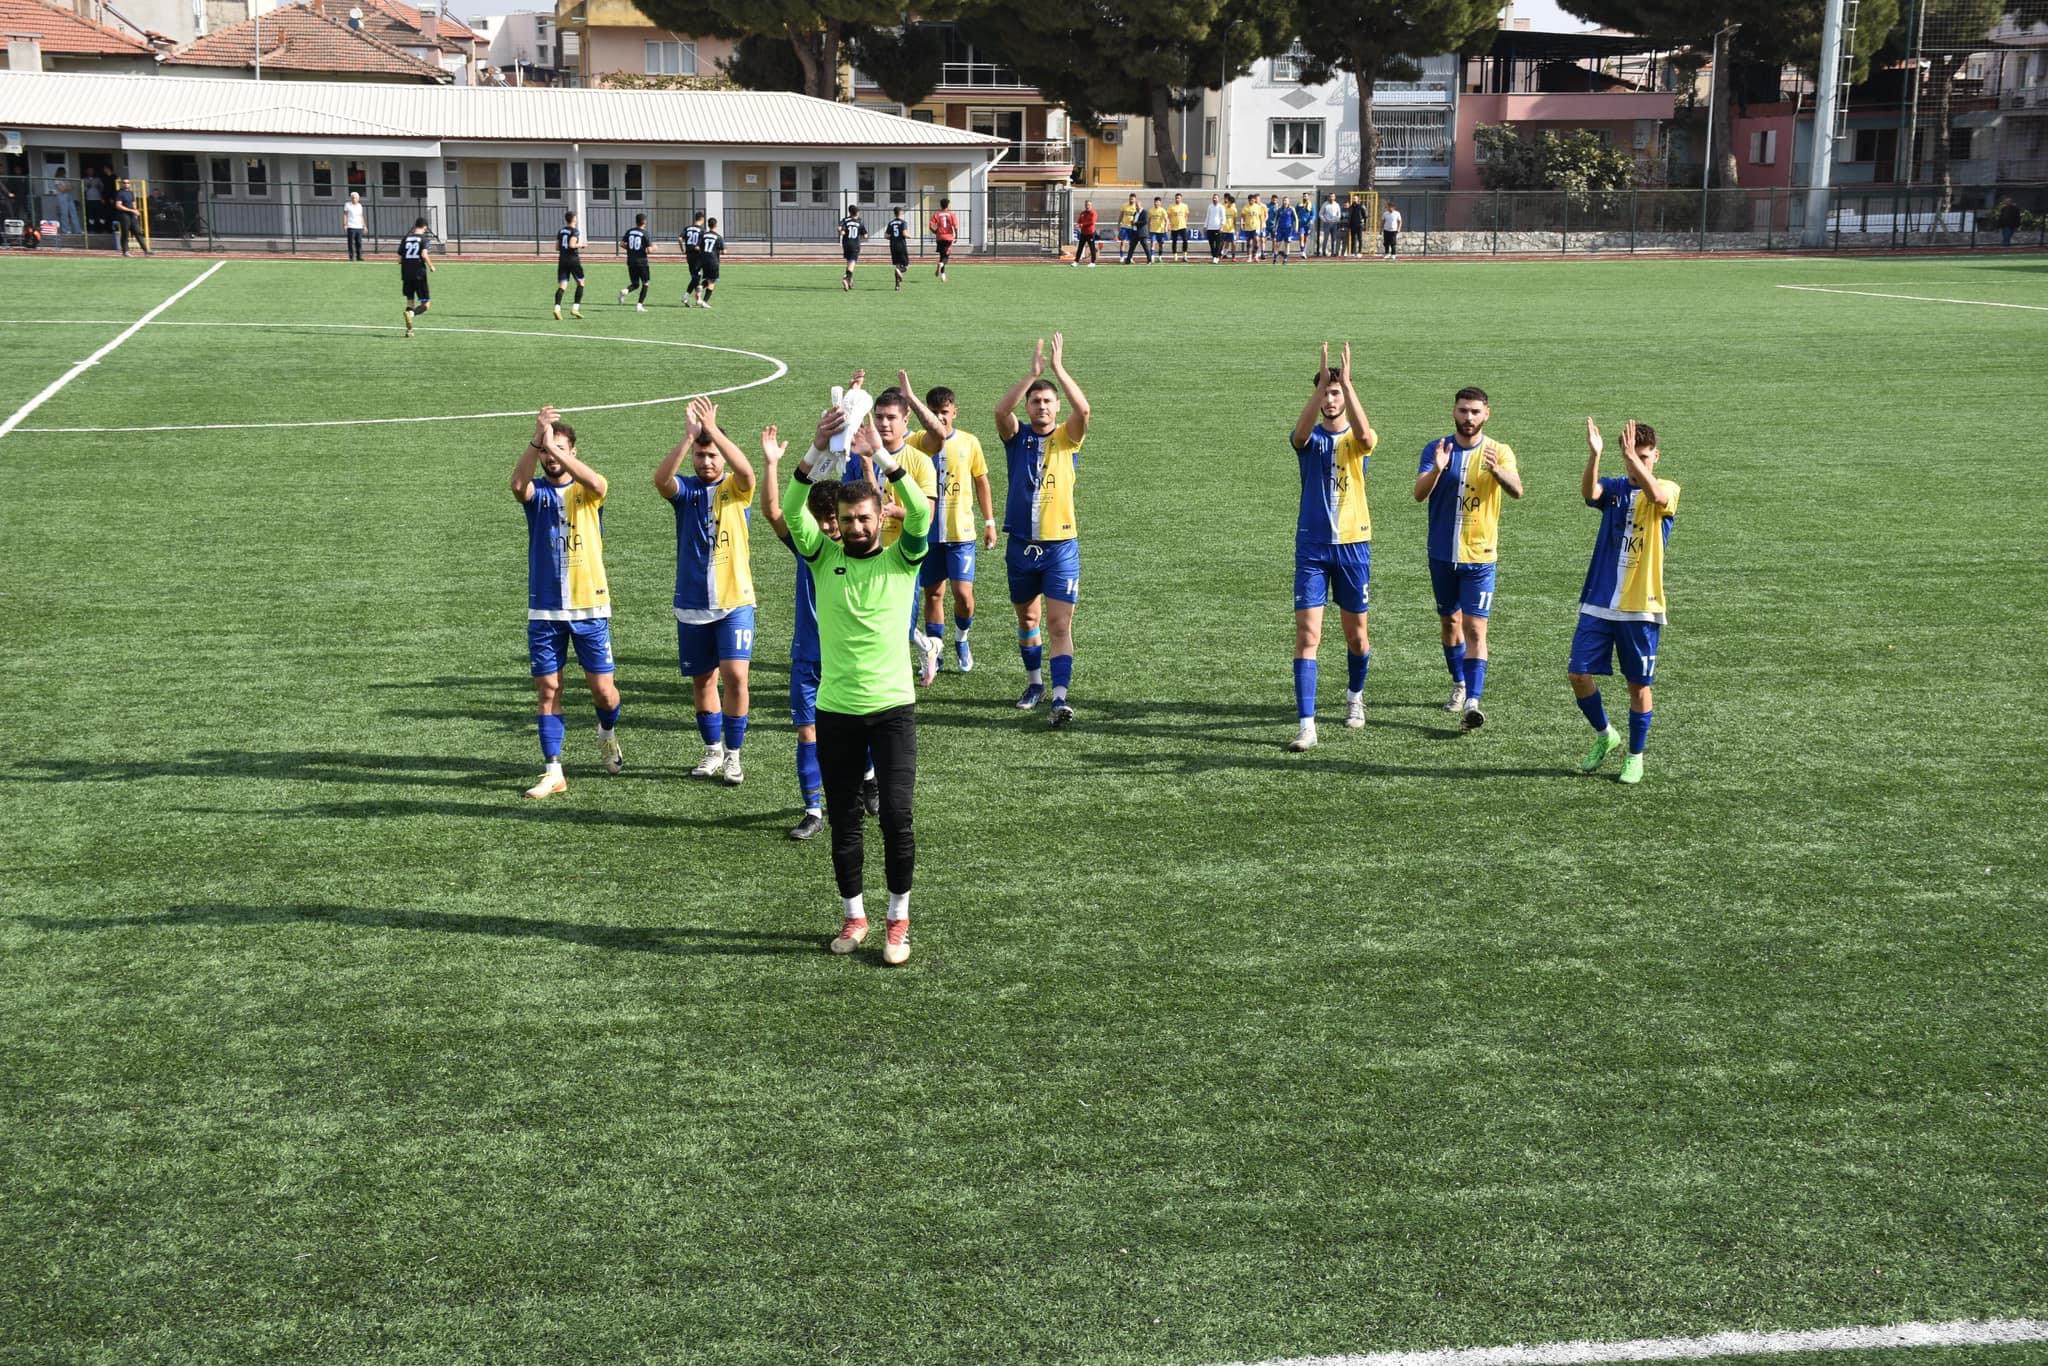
[1319,194,1344,257]
[1380,203,1403,259]
[343,192,367,261]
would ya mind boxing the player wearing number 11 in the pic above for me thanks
[1570,418,1678,785]
[657,397,757,786]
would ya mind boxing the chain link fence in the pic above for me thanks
[5,171,2044,255]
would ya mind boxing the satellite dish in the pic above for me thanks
[348,6,362,17]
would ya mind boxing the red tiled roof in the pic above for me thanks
[353,0,484,54]
[165,2,450,79]
[0,0,151,56]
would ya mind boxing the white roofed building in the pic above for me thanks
[0,67,1010,249]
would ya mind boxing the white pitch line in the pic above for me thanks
[1777,283,2048,312]
[6,321,788,433]
[1211,1317,2048,1366]
[0,261,226,440]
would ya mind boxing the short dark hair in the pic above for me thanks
[848,204,861,214]
[634,213,647,225]
[1024,378,1057,400]
[807,479,841,523]
[1632,421,1659,450]
[707,217,718,230]
[838,479,882,512]
[925,386,956,411]
[891,203,903,213]
[939,197,950,208]
[872,387,909,416]
[549,421,576,448]
[564,211,576,223]
[693,210,705,222]
[411,217,429,229]
[1315,372,1342,387]
[1455,386,1490,405]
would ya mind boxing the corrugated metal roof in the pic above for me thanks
[0,70,1012,150]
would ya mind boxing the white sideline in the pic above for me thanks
[1777,284,2048,312]
[1210,1317,2048,1366]
[0,261,226,441]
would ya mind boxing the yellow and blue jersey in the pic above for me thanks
[879,444,937,549]
[523,479,610,621]
[1169,201,1189,231]
[1421,436,1518,564]
[1295,425,1375,547]
[1223,204,1239,231]
[912,427,990,543]
[1001,425,1083,542]
[668,471,754,617]
[1580,474,1679,623]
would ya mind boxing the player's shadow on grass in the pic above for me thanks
[178,796,790,833]
[5,751,536,788]
[11,904,816,956]
[1055,747,1572,781]
[917,694,1280,745]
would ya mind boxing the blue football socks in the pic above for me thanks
[537,713,565,762]
[1293,658,1318,719]
[722,712,748,752]
[1575,691,1608,733]
[696,711,722,746]
[1463,657,1489,702]
[1347,651,1370,694]
[1629,709,1653,755]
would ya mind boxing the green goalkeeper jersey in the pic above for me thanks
[788,468,931,715]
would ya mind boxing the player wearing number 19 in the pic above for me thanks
[512,406,622,800]
[1570,418,1679,786]
[1286,343,1378,753]
[656,397,757,786]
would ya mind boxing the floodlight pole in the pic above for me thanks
[1700,22,1740,236]
[1802,0,1849,245]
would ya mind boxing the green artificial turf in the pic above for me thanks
[2,250,2044,1365]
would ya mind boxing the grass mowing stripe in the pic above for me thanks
[0,259,224,439]
[1212,1318,2048,1366]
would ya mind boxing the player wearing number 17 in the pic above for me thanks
[513,407,622,799]
[1413,387,1522,732]
[1570,418,1678,786]
[1286,343,1378,753]
[657,397,757,786]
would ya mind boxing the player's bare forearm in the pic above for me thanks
[712,429,755,496]
[1053,364,1090,436]
[1291,387,1322,450]
[975,474,994,531]
[901,375,950,439]
[511,441,542,500]
[653,442,688,498]
[1582,447,1601,504]
[1341,384,1375,449]
[1497,467,1523,499]
[994,375,1033,438]
[1412,468,1440,502]
[557,450,607,499]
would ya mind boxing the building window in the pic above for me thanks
[644,39,696,75]
[591,163,612,201]
[408,167,427,198]
[210,157,232,197]
[911,108,934,123]
[542,162,563,200]
[857,165,877,201]
[381,161,402,193]
[1375,109,1449,167]
[1269,119,1324,158]
[1205,116,1217,159]
[1950,127,1976,161]
[510,162,531,199]
[778,164,798,205]
[624,164,644,201]
[311,160,334,197]
[244,157,268,196]
[1852,128,1883,162]
[1272,43,1309,84]
[889,166,907,201]
[1749,128,1778,165]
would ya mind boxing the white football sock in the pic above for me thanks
[843,895,866,921]
[886,891,909,922]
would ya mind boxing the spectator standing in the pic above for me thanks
[343,191,367,260]
[82,171,104,236]
[1998,198,2022,247]
[113,178,150,255]
[1381,202,1404,258]
[1346,193,1369,256]
[1320,193,1343,257]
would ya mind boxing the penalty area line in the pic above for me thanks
[1209,1317,2048,1366]
[1777,283,2048,312]
[0,261,227,441]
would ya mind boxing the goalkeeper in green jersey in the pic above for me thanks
[788,405,933,965]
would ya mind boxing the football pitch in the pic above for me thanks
[2,249,2045,1364]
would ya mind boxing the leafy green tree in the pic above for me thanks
[644,0,970,101]
[843,23,948,108]
[1474,124,1636,203]
[961,0,1294,186]
[1291,0,1498,189]
[717,33,807,94]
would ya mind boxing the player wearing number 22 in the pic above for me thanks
[513,407,622,800]
[1414,386,1522,732]
[657,397,757,787]
[1570,418,1678,786]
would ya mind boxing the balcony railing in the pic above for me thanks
[2000,85,2048,110]
[990,139,1075,172]
[939,60,1030,89]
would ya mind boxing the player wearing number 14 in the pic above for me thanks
[657,397,758,786]
[1570,418,1678,786]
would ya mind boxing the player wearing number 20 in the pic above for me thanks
[1569,418,1678,786]
[656,397,757,787]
